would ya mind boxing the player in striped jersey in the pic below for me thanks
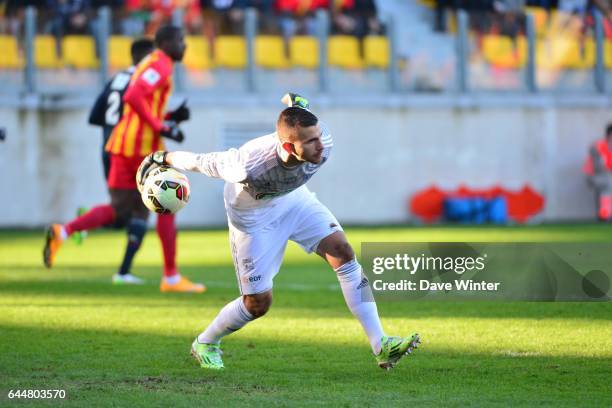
[43,26,205,293]
[88,38,155,181]
[138,94,421,370]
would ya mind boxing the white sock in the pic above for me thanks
[335,259,385,354]
[164,274,181,285]
[197,296,254,344]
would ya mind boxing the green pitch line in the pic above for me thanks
[0,226,610,406]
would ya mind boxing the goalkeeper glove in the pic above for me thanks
[167,99,190,123]
[160,121,185,143]
[281,93,309,109]
[136,151,168,193]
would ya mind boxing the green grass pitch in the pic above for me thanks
[0,225,610,406]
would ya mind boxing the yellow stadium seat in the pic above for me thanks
[255,35,289,69]
[214,36,246,69]
[536,37,595,70]
[363,36,389,68]
[560,38,595,69]
[289,36,318,68]
[606,40,612,69]
[536,38,561,70]
[328,35,363,69]
[482,35,527,69]
[62,35,98,69]
[0,35,22,68]
[35,35,62,68]
[184,36,212,70]
[109,36,133,69]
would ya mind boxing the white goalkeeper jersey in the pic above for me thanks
[171,124,333,231]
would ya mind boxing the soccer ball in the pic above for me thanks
[141,166,190,214]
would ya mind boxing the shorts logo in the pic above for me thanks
[356,276,369,290]
[329,223,338,229]
[246,275,262,283]
[242,258,255,272]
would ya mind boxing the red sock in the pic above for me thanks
[64,205,115,236]
[157,214,177,277]
[599,196,612,220]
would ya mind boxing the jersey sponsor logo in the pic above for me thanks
[142,68,161,86]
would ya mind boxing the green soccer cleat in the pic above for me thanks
[191,339,224,370]
[375,334,421,370]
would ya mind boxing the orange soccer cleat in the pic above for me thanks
[160,276,206,293]
[43,224,64,268]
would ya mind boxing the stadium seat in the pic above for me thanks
[34,35,62,69]
[214,36,246,69]
[289,36,318,68]
[481,35,527,69]
[560,38,595,69]
[184,36,212,70]
[536,38,561,70]
[605,40,612,69]
[108,36,132,69]
[0,35,23,69]
[363,36,389,68]
[536,37,595,70]
[62,35,98,69]
[255,35,289,69]
[328,35,363,69]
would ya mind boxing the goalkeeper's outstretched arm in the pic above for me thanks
[166,150,247,184]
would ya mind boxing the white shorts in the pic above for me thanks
[228,191,342,295]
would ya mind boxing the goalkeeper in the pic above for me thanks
[43,26,205,293]
[138,93,421,370]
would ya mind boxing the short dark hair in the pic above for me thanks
[154,25,181,48]
[131,38,154,65]
[606,123,612,138]
[277,107,318,130]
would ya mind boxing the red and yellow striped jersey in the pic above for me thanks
[105,50,173,158]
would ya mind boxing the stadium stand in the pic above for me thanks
[184,35,212,70]
[62,35,98,69]
[109,35,133,70]
[255,35,289,69]
[482,35,527,69]
[328,35,363,69]
[363,35,389,68]
[34,35,62,69]
[0,35,22,68]
[0,1,610,94]
[289,36,319,68]
[214,35,247,69]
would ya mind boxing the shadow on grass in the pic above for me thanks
[0,323,610,407]
[1,267,611,321]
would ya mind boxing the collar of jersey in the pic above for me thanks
[153,49,173,66]
[275,143,302,170]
